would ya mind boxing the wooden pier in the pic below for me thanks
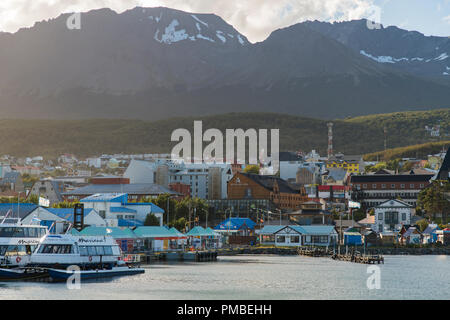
[331,252,384,264]
[143,250,218,263]
[297,247,331,257]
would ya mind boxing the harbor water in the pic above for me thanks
[0,255,449,300]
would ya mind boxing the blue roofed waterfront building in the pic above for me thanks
[214,218,256,235]
[258,225,338,246]
[20,206,107,233]
[80,193,164,228]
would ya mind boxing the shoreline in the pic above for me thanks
[216,246,450,256]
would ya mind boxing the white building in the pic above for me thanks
[259,225,338,247]
[373,199,415,233]
[22,207,106,233]
[124,159,233,199]
[80,193,164,227]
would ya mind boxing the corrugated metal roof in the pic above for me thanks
[81,193,127,202]
[186,226,212,236]
[169,227,187,238]
[0,203,38,220]
[133,226,174,238]
[125,202,165,213]
[214,218,256,231]
[259,225,285,235]
[46,208,94,221]
[79,226,136,238]
[117,219,143,227]
[110,207,137,213]
[64,183,180,196]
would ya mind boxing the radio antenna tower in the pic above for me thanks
[327,123,333,159]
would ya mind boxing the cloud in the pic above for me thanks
[0,0,378,42]
[444,15,450,24]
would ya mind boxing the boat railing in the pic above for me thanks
[121,254,142,264]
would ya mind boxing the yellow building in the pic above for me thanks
[326,155,363,173]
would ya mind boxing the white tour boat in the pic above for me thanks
[0,222,48,267]
[30,233,122,269]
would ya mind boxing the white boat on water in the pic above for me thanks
[0,223,48,267]
[30,233,123,269]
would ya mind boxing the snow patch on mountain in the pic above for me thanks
[197,34,215,42]
[191,15,208,27]
[435,53,449,61]
[216,31,226,43]
[360,50,449,64]
[237,35,245,45]
[154,19,189,44]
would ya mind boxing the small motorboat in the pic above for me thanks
[47,266,145,281]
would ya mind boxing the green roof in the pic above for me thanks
[133,226,174,238]
[186,226,214,237]
[169,227,186,237]
[79,226,136,239]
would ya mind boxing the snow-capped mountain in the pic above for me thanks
[0,7,449,120]
[304,19,450,78]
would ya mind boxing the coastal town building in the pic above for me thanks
[227,172,307,211]
[325,154,364,173]
[0,171,24,193]
[79,193,164,227]
[28,180,65,205]
[62,183,178,202]
[372,199,415,233]
[124,160,233,199]
[287,201,333,225]
[349,172,433,209]
[258,225,338,247]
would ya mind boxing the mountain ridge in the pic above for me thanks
[0,7,449,120]
[0,109,448,158]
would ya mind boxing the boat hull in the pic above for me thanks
[47,267,145,281]
[0,268,49,282]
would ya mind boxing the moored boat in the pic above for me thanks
[0,222,48,268]
[47,266,145,281]
[30,233,122,269]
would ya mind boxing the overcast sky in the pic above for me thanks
[0,0,449,42]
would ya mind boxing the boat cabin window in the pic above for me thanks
[87,246,96,256]
[0,245,29,256]
[0,227,46,238]
[37,244,74,254]
[78,246,115,256]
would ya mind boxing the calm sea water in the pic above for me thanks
[0,255,449,300]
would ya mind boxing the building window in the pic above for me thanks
[402,212,406,221]
[400,184,405,188]
[410,184,414,188]
[372,184,377,189]
[391,184,395,188]
[378,213,383,220]
[419,184,424,188]
[381,184,386,189]
[291,236,300,243]
[363,184,367,189]
[276,235,286,243]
